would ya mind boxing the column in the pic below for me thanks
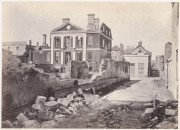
[60,36,64,65]
[83,34,87,61]
[50,35,54,64]
[72,36,76,61]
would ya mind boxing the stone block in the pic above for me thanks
[72,91,77,97]
[13,121,21,128]
[78,101,84,107]
[16,113,29,125]
[35,96,47,104]
[59,106,72,115]
[77,88,83,95]
[57,98,70,108]
[74,97,83,102]
[48,96,55,101]
[165,109,177,116]
[37,110,53,121]
[22,120,40,128]
[2,120,14,128]
[41,120,58,128]
[32,104,43,111]
[25,110,37,119]
[70,102,79,108]
[68,107,74,112]
[144,108,154,114]
[44,101,59,111]
[67,94,74,102]
[54,115,65,123]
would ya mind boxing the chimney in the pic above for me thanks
[120,43,124,51]
[62,18,70,24]
[138,41,142,46]
[29,40,32,46]
[94,18,99,30]
[87,14,96,30]
[43,34,46,46]
[88,14,95,25]
[37,42,39,46]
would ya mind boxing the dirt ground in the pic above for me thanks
[54,78,154,128]
[53,77,175,128]
[57,100,145,128]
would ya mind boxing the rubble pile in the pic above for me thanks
[141,100,178,129]
[2,88,101,128]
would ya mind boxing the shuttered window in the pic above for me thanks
[138,63,144,74]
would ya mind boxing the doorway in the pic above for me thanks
[65,52,71,64]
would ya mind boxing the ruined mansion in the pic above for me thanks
[33,14,112,72]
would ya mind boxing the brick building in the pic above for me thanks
[124,41,152,77]
[33,14,112,72]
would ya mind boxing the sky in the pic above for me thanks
[2,2,172,60]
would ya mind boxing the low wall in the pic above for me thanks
[103,60,130,80]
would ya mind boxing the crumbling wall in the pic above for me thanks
[2,53,74,108]
[103,60,130,81]
[71,61,89,79]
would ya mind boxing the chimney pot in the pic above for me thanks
[29,40,32,46]
[62,18,70,24]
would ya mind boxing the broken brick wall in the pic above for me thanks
[2,53,74,108]
[70,61,89,79]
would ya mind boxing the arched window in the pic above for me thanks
[47,52,50,62]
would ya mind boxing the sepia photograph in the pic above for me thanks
[1,0,179,129]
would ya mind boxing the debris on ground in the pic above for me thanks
[140,100,178,129]
[3,89,101,128]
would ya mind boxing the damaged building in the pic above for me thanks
[33,14,112,72]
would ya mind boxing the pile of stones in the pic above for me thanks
[141,100,178,129]
[2,88,100,128]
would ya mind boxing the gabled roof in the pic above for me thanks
[112,45,121,51]
[51,22,86,34]
[134,44,148,53]
[132,44,151,56]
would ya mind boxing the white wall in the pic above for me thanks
[124,55,149,77]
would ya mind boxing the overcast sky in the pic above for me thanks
[2,2,172,59]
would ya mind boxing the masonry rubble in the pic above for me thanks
[141,100,178,129]
[5,88,101,128]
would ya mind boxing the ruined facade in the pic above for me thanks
[165,2,179,100]
[124,41,152,77]
[33,14,112,72]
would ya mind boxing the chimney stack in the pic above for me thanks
[88,14,95,25]
[29,40,32,46]
[62,18,70,24]
[138,41,142,46]
[87,14,96,30]
[94,18,99,30]
[43,34,46,46]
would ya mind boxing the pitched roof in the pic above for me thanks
[51,22,86,34]
[112,45,121,51]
